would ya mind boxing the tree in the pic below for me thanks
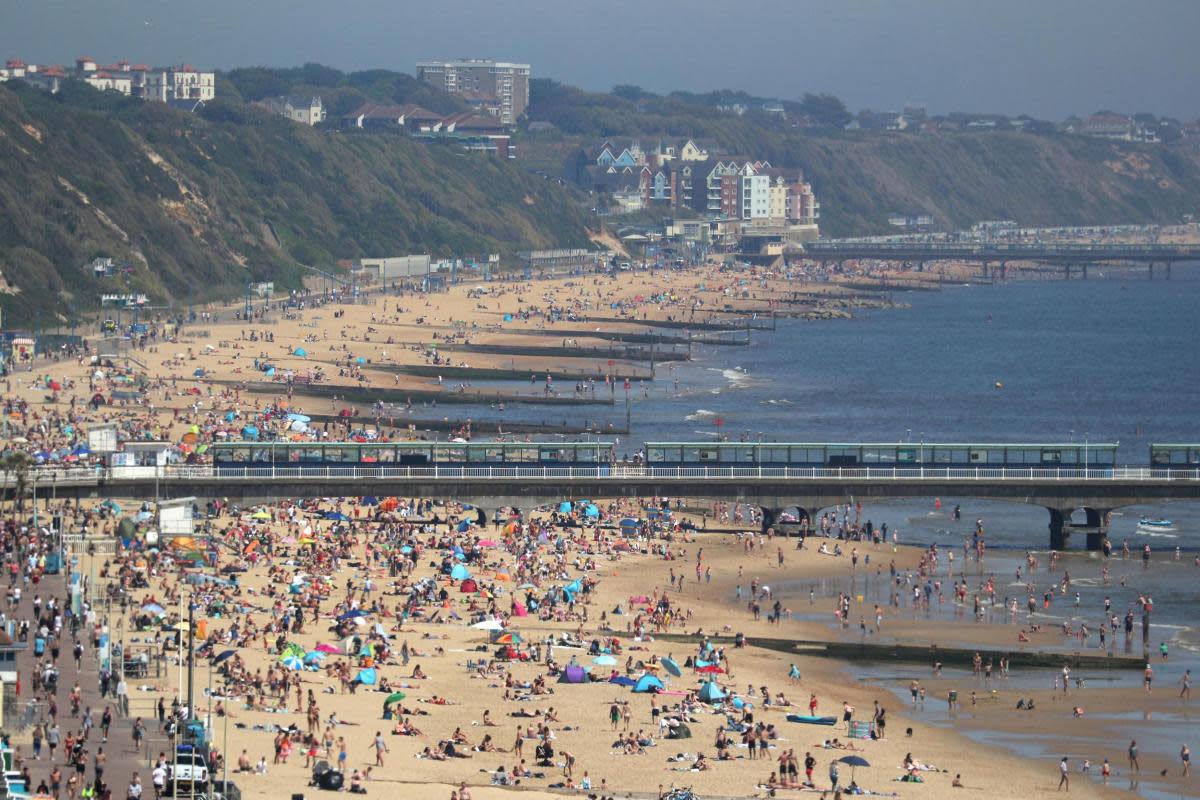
[612,85,656,102]
[799,93,852,129]
[0,452,34,516]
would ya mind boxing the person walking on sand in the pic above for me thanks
[1058,756,1070,791]
[1129,740,1140,773]
[1181,669,1191,699]
[1182,744,1191,777]
[372,731,388,767]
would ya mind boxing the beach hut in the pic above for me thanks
[697,681,726,702]
[633,674,665,693]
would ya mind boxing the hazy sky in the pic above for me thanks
[3,0,1197,119]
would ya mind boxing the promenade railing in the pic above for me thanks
[5,464,1200,484]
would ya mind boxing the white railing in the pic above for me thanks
[6,464,1197,485]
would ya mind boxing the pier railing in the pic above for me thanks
[6,464,1200,485]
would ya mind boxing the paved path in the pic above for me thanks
[11,540,152,799]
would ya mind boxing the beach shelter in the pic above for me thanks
[619,518,639,529]
[662,657,682,677]
[584,504,600,518]
[361,496,379,506]
[193,368,206,377]
[141,602,166,616]
[503,314,513,322]
[510,601,528,617]
[293,347,308,357]
[323,511,350,521]
[460,578,479,593]
[592,655,617,667]
[633,674,665,693]
[665,724,693,740]
[450,564,471,581]
[558,665,590,684]
[241,424,259,440]
[609,675,637,687]
[337,609,367,621]
[697,681,725,702]
[558,501,573,514]
[356,668,378,686]
[304,651,326,665]
[697,664,725,674]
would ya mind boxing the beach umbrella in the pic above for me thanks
[356,668,378,686]
[281,642,306,659]
[304,651,327,664]
[213,649,237,665]
[662,657,682,677]
[619,518,639,529]
[592,654,617,666]
[584,504,600,518]
[281,655,304,671]
[494,632,522,645]
[696,664,725,674]
[193,368,206,377]
[286,412,310,423]
[449,564,471,581]
[338,609,367,621]
[140,602,166,616]
[472,619,504,631]
[361,495,379,506]
[323,511,350,521]
[315,643,343,654]
[384,691,407,704]
[250,510,272,520]
[839,754,870,780]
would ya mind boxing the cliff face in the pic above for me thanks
[0,83,593,326]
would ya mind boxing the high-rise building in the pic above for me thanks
[416,59,530,125]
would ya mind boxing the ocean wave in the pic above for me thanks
[761,398,794,405]
[722,367,765,388]
[685,409,719,421]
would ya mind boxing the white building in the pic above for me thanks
[144,65,215,102]
[740,174,771,220]
[257,95,326,126]
[1,56,214,103]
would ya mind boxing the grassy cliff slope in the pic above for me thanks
[0,82,592,326]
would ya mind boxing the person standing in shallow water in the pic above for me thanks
[1057,756,1069,791]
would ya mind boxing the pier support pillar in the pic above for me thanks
[998,261,1007,281]
[1082,264,1089,280]
[1064,264,1072,280]
[981,261,990,279]
[1167,263,1172,280]
[1149,262,1155,280]
[1082,508,1111,552]
[1047,507,1071,550]
[760,507,777,536]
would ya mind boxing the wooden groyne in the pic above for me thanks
[654,633,1143,670]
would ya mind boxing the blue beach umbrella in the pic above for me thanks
[213,649,237,665]
[281,655,304,670]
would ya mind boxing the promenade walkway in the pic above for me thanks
[8,527,156,800]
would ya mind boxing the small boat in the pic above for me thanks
[786,714,837,726]
[1138,517,1174,529]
